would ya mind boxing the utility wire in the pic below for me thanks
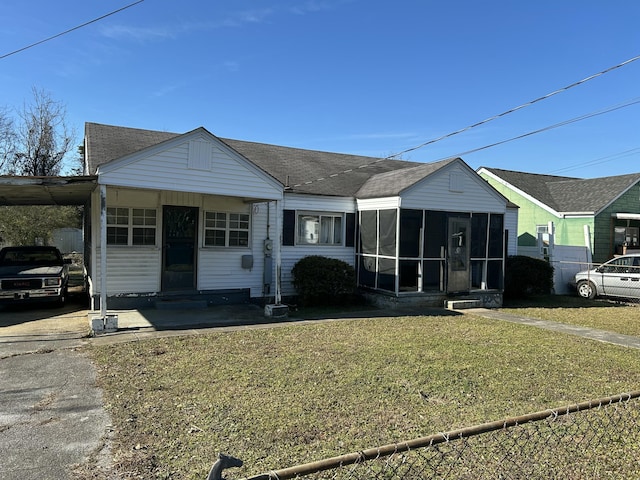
[293,54,640,188]
[293,97,640,188]
[547,147,640,175]
[431,97,640,162]
[0,0,144,60]
[387,53,640,160]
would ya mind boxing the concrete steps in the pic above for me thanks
[445,299,481,310]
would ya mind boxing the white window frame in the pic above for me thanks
[203,211,251,247]
[296,211,343,246]
[106,207,157,246]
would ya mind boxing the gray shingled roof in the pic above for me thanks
[85,122,459,198]
[482,167,640,213]
[356,159,455,198]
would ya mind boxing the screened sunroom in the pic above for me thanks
[356,208,505,295]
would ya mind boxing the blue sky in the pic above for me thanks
[1,0,638,178]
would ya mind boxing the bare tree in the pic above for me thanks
[0,89,81,246]
[0,107,16,173]
[10,87,75,176]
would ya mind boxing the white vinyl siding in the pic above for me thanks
[198,200,274,298]
[505,207,518,256]
[94,247,161,293]
[401,163,507,213]
[283,194,356,213]
[280,193,357,297]
[99,132,282,201]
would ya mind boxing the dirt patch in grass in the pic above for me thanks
[82,313,640,479]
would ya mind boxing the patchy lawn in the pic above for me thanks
[502,294,640,337]
[82,312,640,479]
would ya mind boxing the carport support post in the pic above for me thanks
[91,183,117,334]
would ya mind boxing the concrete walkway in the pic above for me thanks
[462,308,640,350]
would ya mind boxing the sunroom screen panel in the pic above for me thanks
[378,209,397,257]
[360,210,377,255]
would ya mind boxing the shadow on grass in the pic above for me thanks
[291,304,462,321]
[110,302,463,334]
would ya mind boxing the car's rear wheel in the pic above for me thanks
[577,280,596,300]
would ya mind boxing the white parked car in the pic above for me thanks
[574,254,640,300]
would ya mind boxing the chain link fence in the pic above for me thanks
[232,391,640,480]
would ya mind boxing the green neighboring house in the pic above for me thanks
[477,168,640,264]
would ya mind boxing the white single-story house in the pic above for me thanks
[81,122,516,313]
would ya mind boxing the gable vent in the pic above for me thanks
[449,172,464,192]
[188,140,212,171]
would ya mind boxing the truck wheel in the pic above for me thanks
[56,287,68,307]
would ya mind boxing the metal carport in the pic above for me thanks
[0,175,107,321]
[0,175,97,205]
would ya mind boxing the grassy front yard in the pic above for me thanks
[83,307,640,479]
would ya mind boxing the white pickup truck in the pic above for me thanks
[0,246,70,306]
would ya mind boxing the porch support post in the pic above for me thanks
[100,183,107,318]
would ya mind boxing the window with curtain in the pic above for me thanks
[297,212,343,245]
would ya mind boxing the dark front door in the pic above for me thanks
[447,217,471,293]
[162,206,198,291]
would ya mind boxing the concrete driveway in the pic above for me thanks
[0,348,111,479]
[0,297,110,480]
[0,296,89,338]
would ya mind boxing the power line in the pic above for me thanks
[431,97,640,161]
[293,54,640,188]
[547,147,640,175]
[293,97,640,188]
[387,53,640,160]
[0,0,144,60]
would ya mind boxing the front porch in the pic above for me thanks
[362,289,503,310]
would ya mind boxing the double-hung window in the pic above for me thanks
[204,211,250,247]
[297,212,343,245]
[106,207,157,246]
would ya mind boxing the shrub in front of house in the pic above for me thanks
[504,255,554,298]
[292,255,357,306]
